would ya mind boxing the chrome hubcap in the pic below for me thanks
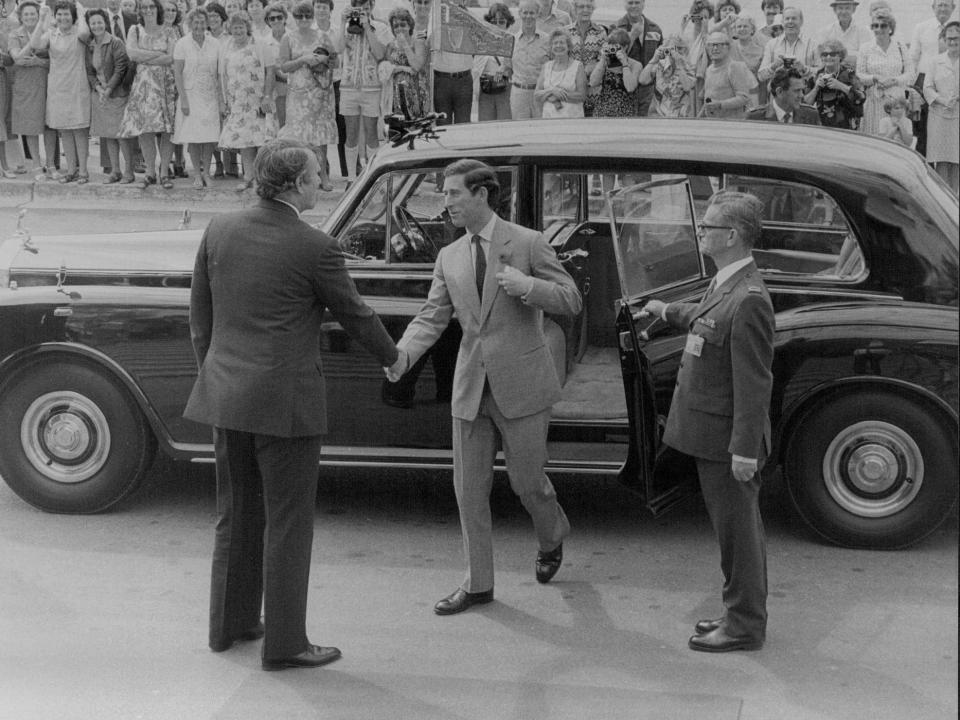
[822,420,923,518]
[20,391,111,483]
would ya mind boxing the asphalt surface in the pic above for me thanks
[0,459,956,720]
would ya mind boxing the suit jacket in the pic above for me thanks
[85,35,130,98]
[661,262,775,463]
[397,216,582,421]
[185,199,398,437]
[746,102,822,125]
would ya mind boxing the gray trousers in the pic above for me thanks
[695,457,768,641]
[452,387,569,593]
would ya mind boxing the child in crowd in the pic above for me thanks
[878,97,914,147]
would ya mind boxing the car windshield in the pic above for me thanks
[606,178,703,300]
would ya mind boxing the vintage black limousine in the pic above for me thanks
[0,119,956,549]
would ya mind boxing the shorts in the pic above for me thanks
[340,88,381,117]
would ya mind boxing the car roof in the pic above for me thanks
[376,118,932,191]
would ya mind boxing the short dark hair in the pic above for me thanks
[761,0,783,10]
[138,0,165,24]
[255,139,315,200]
[205,2,227,21]
[313,0,334,10]
[708,190,764,249]
[484,2,514,27]
[85,7,109,27]
[53,0,78,23]
[769,65,804,96]
[443,159,500,209]
[16,1,42,21]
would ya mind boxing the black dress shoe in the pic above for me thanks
[209,621,265,652]
[695,617,724,635]
[262,644,342,671]
[535,542,563,584]
[688,627,763,653]
[434,587,494,615]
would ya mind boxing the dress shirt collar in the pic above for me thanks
[770,97,790,122]
[467,213,498,249]
[714,256,754,289]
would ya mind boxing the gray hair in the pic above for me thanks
[254,139,315,199]
[708,190,764,248]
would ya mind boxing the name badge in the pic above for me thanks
[685,333,704,358]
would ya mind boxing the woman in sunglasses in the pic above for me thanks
[804,39,864,129]
[856,7,914,137]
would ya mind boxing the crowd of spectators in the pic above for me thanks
[0,0,955,193]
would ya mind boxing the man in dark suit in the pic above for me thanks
[747,65,822,124]
[386,159,582,615]
[185,139,401,670]
[612,0,663,115]
[642,191,775,653]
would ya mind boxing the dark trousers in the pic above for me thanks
[433,72,473,125]
[695,457,768,641]
[209,428,323,659]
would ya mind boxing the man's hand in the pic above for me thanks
[731,457,758,483]
[636,298,666,319]
[496,264,534,297]
[384,349,408,383]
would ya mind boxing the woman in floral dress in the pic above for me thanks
[277,0,335,190]
[119,0,178,188]
[379,8,428,122]
[219,12,276,191]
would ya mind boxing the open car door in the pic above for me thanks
[607,178,706,516]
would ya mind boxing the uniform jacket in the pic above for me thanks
[185,199,397,437]
[397,216,582,421]
[746,102,822,125]
[661,261,775,463]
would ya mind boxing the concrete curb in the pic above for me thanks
[0,175,346,218]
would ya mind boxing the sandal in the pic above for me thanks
[103,172,123,184]
[161,175,174,189]
[59,170,80,184]
[138,174,157,189]
[120,175,136,184]
[76,174,89,185]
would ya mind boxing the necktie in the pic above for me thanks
[113,14,124,39]
[782,112,792,124]
[473,234,486,301]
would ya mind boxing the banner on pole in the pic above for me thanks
[431,0,514,58]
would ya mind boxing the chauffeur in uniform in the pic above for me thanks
[186,139,401,670]
[642,190,775,653]
[386,158,582,615]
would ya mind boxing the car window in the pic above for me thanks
[608,178,704,299]
[723,175,865,280]
[339,167,517,264]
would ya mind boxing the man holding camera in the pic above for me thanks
[336,0,389,181]
[758,6,817,87]
[611,0,662,115]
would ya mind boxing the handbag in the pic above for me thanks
[480,57,509,94]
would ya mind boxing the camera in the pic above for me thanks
[345,7,366,34]
[601,43,619,58]
[781,56,796,68]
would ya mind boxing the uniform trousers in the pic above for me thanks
[695,456,768,641]
[209,428,322,659]
[453,386,569,593]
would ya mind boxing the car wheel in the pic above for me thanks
[785,391,958,549]
[0,361,156,513]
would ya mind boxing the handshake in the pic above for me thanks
[383,349,408,383]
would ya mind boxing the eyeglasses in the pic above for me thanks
[292,12,312,18]
[493,17,508,25]
[820,51,841,57]
[696,224,734,237]
[706,42,730,48]
[266,14,284,21]
[870,22,889,29]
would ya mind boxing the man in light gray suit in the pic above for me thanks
[386,159,583,615]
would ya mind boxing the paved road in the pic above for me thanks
[0,459,955,720]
